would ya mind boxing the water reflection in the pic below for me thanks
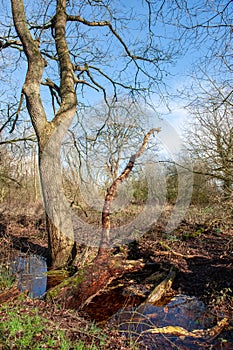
[109,294,217,349]
[10,253,47,298]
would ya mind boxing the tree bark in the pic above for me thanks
[46,128,160,307]
[99,128,160,255]
[39,116,76,268]
[11,0,77,268]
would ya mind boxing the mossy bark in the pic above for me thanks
[46,252,145,309]
[46,253,114,308]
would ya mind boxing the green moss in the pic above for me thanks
[46,269,69,276]
[46,265,88,300]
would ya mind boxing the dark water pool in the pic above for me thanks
[1,251,47,298]
[109,294,219,349]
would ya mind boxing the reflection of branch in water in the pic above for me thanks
[116,309,155,327]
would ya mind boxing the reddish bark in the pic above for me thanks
[50,128,159,308]
[52,252,145,310]
[99,128,160,254]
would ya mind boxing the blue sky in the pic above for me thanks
[1,0,231,142]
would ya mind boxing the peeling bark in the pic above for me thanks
[46,252,145,309]
[146,318,229,340]
[99,128,160,254]
[145,267,176,304]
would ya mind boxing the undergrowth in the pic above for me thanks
[0,264,15,291]
[0,303,107,350]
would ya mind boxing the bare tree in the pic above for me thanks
[70,99,157,187]
[185,87,233,197]
[2,0,180,268]
[99,127,160,254]
[1,0,230,269]
[176,1,233,197]
[61,100,152,212]
[2,0,232,308]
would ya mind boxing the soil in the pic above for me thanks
[0,211,232,349]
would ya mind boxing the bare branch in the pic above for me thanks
[0,37,22,50]
[41,79,61,96]
[9,92,24,134]
[11,0,47,136]
[99,127,160,253]
[67,15,159,65]
[0,136,36,145]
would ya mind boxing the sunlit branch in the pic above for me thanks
[0,37,22,50]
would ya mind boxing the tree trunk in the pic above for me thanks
[46,214,76,268]
[39,117,76,268]
[98,128,160,255]
[46,129,159,306]
[11,0,77,268]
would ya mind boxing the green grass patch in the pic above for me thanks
[0,306,67,349]
[0,264,15,291]
[0,304,106,349]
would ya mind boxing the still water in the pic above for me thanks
[109,294,218,349]
[9,252,47,298]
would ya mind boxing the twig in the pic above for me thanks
[154,249,210,259]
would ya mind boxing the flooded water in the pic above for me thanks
[109,294,217,349]
[85,288,232,349]
[1,252,47,298]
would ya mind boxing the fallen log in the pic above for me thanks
[146,267,176,304]
[46,253,145,310]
